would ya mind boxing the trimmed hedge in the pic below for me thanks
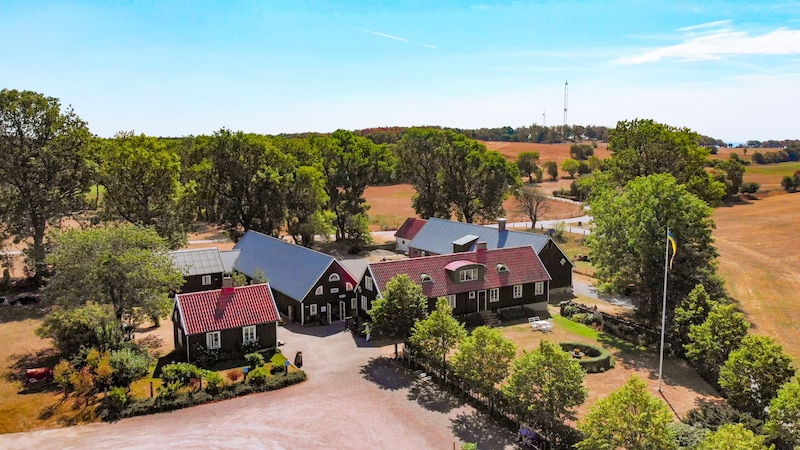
[99,371,306,421]
[559,342,615,373]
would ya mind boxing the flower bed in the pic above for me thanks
[559,342,614,373]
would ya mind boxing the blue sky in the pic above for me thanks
[3,1,799,142]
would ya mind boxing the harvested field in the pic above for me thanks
[713,192,800,362]
[481,141,611,165]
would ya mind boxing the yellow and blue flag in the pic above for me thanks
[667,230,677,269]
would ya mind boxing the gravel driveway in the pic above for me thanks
[0,321,518,450]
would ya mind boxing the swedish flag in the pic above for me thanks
[667,230,677,269]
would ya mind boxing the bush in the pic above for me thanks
[558,342,615,373]
[571,313,595,325]
[496,306,533,322]
[247,366,271,386]
[203,371,224,394]
[106,386,129,411]
[241,341,261,356]
[227,370,241,382]
[739,181,760,194]
[561,304,580,317]
[160,363,202,387]
[110,347,151,388]
[193,345,220,368]
[461,313,485,328]
[245,352,265,369]
[683,401,763,434]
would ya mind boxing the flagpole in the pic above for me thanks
[658,226,669,392]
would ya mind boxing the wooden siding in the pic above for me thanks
[179,272,224,294]
[183,323,277,362]
[539,241,572,290]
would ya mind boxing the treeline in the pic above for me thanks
[741,139,800,149]
[751,145,800,164]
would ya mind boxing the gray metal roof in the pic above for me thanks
[232,231,334,302]
[219,249,241,273]
[170,248,226,276]
[409,218,551,255]
[452,234,479,246]
[339,258,369,280]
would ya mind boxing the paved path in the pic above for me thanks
[0,322,518,450]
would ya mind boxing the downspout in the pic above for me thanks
[301,302,305,326]
[185,331,190,363]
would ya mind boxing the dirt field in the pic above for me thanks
[713,192,800,362]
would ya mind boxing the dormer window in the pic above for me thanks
[329,273,340,282]
[420,273,433,283]
[459,268,478,282]
[496,264,509,273]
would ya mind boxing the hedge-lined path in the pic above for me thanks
[0,321,517,449]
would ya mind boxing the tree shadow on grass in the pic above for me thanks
[359,356,413,391]
[451,410,517,450]
[407,378,462,413]
[6,347,61,392]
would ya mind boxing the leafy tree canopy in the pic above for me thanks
[409,297,466,370]
[451,326,516,402]
[368,274,428,339]
[696,423,771,450]
[576,375,678,450]
[765,380,800,448]
[685,303,749,381]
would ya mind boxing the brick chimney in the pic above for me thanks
[216,285,235,317]
[476,242,487,262]
[222,276,234,288]
[498,218,507,232]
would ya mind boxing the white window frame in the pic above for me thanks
[309,304,318,316]
[346,282,353,291]
[361,295,368,311]
[330,287,339,294]
[242,325,256,344]
[469,291,476,299]
[351,297,357,310]
[513,284,523,299]
[365,277,373,291]
[460,268,478,282]
[535,282,544,296]
[329,273,340,282]
[177,328,183,346]
[202,275,212,286]
[315,286,323,296]
[206,331,221,350]
[489,288,499,302]
[446,294,456,309]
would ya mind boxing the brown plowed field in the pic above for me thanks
[713,192,800,362]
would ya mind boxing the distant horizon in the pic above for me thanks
[3,1,799,142]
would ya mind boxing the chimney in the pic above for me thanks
[476,242,487,262]
[498,218,507,232]
[217,285,235,317]
[222,276,233,288]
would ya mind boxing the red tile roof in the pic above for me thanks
[395,217,427,240]
[368,246,551,299]
[175,283,280,335]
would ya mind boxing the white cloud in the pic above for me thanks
[614,26,800,65]
[362,29,409,43]
[677,20,731,32]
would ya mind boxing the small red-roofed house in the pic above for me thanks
[394,217,427,253]
[172,282,280,362]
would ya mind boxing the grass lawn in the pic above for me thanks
[498,306,720,419]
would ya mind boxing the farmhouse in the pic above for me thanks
[172,283,280,363]
[169,248,226,293]
[232,231,358,325]
[394,217,427,254]
[356,243,551,318]
[405,217,572,294]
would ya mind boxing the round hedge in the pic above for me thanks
[559,342,615,373]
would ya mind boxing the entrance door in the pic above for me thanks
[340,300,347,321]
[327,303,332,324]
[477,290,487,312]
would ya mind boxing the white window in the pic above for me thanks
[460,268,478,282]
[469,291,476,299]
[202,275,212,286]
[489,288,499,302]
[513,284,523,299]
[365,277,373,291]
[446,294,456,309]
[351,297,357,310]
[206,331,221,349]
[177,328,183,346]
[331,288,339,294]
[346,282,353,291]
[242,325,256,344]
[535,282,544,296]
[329,273,340,282]
[315,286,323,296]
[361,295,368,311]
[310,304,318,316]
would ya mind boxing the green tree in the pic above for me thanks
[451,326,516,409]
[696,423,771,450]
[409,297,466,374]
[586,173,723,323]
[395,128,451,218]
[717,153,746,199]
[515,185,549,229]
[561,158,580,178]
[516,151,541,183]
[285,165,333,247]
[543,161,559,180]
[719,335,795,418]
[685,303,749,381]
[0,89,94,284]
[781,175,796,192]
[765,380,800,448]
[570,143,595,160]
[672,284,718,352]
[318,130,395,243]
[577,375,678,450]
[109,347,151,388]
[439,139,520,223]
[368,274,428,340]
[37,302,125,355]
[606,119,725,205]
[503,340,588,446]
[95,132,192,248]
[209,130,294,240]
[42,225,184,333]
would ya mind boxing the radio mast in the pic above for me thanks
[563,81,569,140]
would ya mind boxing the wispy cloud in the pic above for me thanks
[361,29,436,49]
[614,24,800,64]
[677,20,731,32]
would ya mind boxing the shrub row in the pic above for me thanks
[496,306,534,322]
[99,371,306,421]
